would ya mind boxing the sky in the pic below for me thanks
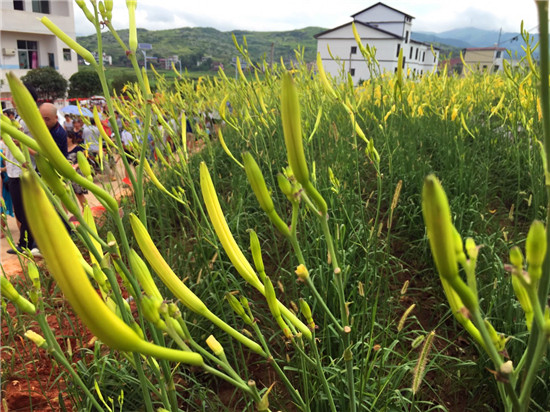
[73,1,539,37]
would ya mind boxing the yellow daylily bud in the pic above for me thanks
[280,73,327,214]
[249,230,266,281]
[40,17,96,66]
[206,335,224,356]
[264,277,292,338]
[25,330,47,348]
[316,52,337,99]
[277,173,293,198]
[295,264,309,281]
[199,163,263,290]
[22,171,203,365]
[299,298,315,330]
[75,0,95,23]
[1,275,36,314]
[143,159,185,204]
[225,293,252,325]
[7,73,77,179]
[465,237,479,261]
[526,220,546,282]
[1,131,25,163]
[0,118,40,152]
[128,248,163,300]
[141,295,167,330]
[484,319,507,353]
[126,1,138,53]
[422,175,459,281]
[129,214,265,355]
[281,72,309,185]
[510,246,524,269]
[93,107,116,148]
[243,152,290,237]
[76,151,92,179]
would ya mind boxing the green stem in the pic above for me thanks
[36,313,106,412]
[307,333,338,412]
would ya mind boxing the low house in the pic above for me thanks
[462,47,506,73]
[0,0,78,103]
[315,2,439,85]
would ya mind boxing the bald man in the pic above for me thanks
[39,102,68,157]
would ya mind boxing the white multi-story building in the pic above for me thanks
[315,2,439,85]
[0,0,78,103]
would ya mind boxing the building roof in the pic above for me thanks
[315,21,402,39]
[351,2,414,20]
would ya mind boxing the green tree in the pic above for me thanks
[110,72,138,94]
[21,67,68,101]
[68,70,102,98]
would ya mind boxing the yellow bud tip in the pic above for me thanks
[206,335,224,356]
[295,264,309,280]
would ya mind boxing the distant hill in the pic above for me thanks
[77,26,324,70]
[413,27,538,58]
[77,25,539,71]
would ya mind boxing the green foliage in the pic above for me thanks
[21,67,67,101]
[77,26,324,69]
[110,72,138,94]
[68,69,102,98]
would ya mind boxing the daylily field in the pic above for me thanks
[1,1,550,411]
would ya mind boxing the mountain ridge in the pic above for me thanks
[76,26,536,69]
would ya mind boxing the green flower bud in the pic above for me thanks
[526,220,546,282]
[141,296,166,330]
[299,298,315,330]
[77,151,92,179]
[126,1,138,53]
[1,275,36,314]
[249,230,265,279]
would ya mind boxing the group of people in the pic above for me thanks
[0,84,111,257]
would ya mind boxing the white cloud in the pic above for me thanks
[73,1,538,37]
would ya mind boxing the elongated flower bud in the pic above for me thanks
[129,248,163,300]
[299,298,315,330]
[422,175,458,281]
[200,163,263,290]
[126,0,138,53]
[41,17,96,66]
[243,152,274,213]
[93,107,115,148]
[25,330,47,348]
[141,296,166,330]
[1,275,36,314]
[22,171,203,365]
[201,162,311,340]
[243,153,290,236]
[281,73,309,185]
[129,214,265,355]
[1,131,25,163]
[264,277,292,338]
[225,293,252,325]
[7,73,77,179]
[77,151,92,179]
[249,230,266,280]
[484,319,507,353]
[316,52,337,99]
[75,0,95,23]
[525,220,546,282]
[206,335,224,356]
[0,118,41,152]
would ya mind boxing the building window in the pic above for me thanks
[394,67,398,73]
[17,40,39,69]
[405,30,410,43]
[496,51,502,58]
[396,43,400,57]
[409,47,413,59]
[402,57,406,69]
[415,48,419,60]
[13,0,24,10]
[422,51,425,62]
[350,68,355,76]
[32,0,50,14]
[350,46,357,54]
[482,65,488,71]
[63,48,71,61]
[48,53,55,68]
[493,65,500,72]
